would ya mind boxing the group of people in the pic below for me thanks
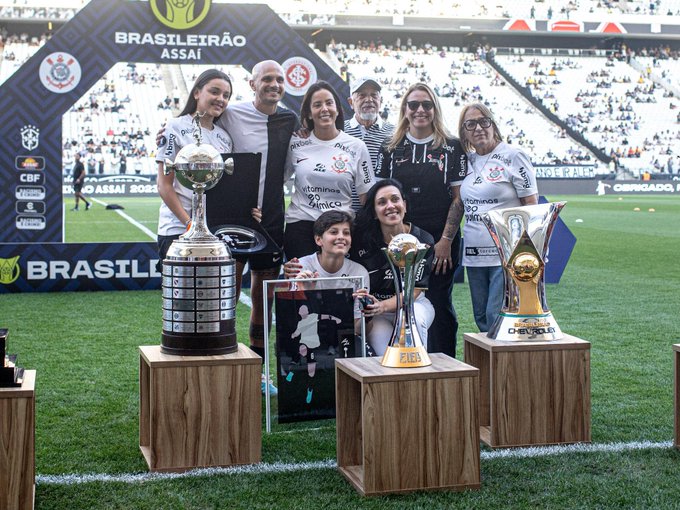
[155,60,538,394]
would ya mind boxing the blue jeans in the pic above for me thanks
[466,265,504,333]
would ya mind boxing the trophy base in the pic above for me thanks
[381,346,432,368]
[487,312,563,341]
[0,365,24,387]
[161,331,238,356]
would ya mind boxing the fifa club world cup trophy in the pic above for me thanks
[380,233,432,368]
[482,202,566,342]
[160,114,238,355]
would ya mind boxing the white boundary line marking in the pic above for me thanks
[36,440,673,486]
[91,198,156,240]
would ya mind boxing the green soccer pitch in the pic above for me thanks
[5,193,679,509]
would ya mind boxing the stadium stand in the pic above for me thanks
[0,1,677,177]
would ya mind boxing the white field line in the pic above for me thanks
[36,440,673,486]
[91,198,156,240]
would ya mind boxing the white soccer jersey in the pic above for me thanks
[298,253,369,318]
[461,142,538,267]
[156,114,233,236]
[284,131,373,223]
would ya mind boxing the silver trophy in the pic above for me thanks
[380,233,432,368]
[160,114,238,355]
[482,202,566,342]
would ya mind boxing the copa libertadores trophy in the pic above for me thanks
[381,233,432,368]
[161,114,237,355]
[482,202,566,342]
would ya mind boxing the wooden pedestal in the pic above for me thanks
[139,344,261,472]
[464,332,591,448]
[0,370,35,510]
[335,354,480,496]
[674,344,680,449]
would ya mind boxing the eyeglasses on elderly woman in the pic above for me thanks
[463,117,492,131]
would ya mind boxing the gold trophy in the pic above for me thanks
[482,202,565,341]
[380,233,432,368]
[160,114,237,355]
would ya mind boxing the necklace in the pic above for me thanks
[472,145,498,181]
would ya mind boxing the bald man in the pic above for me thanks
[216,61,298,393]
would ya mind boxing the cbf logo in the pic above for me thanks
[39,52,81,93]
[20,125,39,151]
[282,57,317,96]
[150,0,211,29]
[0,256,20,285]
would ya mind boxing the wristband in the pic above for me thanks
[441,234,453,241]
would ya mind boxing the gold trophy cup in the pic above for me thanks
[380,233,432,368]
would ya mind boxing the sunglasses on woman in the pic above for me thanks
[463,118,492,131]
[406,100,434,111]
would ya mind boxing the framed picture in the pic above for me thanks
[263,276,365,431]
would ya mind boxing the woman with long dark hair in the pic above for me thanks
[350,179,435,356]
[155,69,233,262]
[283,80,373,259]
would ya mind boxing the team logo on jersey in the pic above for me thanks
[487,166,504,182]
[20,125,39,151]
[427,153,445,172]
[39,52,81,93]
[331,154,349,173]
[150,0,211,30]
[282,57,317,96]
[0,256,20,285]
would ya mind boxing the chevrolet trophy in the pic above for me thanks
[0,328,24,387]
[482,202,566,342]
[380,233,432,368]
[161,113,237,355]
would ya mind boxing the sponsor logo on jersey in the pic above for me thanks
[313,163,326,172]
[492,153,512,165]
[518,166,532,188]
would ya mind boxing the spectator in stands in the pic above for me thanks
[375,82,467,358]
[70,152,91,212]
[457,102,538,332]
[284,80,373,259]
[344,76,394,210]
[156,69,234,265]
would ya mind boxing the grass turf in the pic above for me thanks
[3,194,680,509]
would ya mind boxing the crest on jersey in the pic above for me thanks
[331,154,350,173]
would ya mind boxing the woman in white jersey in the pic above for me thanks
[458,102,538,332]
[283,80,373,260]
[155,69,234,264]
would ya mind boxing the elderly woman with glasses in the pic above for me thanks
[375,82,467,358]
[458,102,538,333]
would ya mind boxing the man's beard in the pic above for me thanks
[358,111,378,123]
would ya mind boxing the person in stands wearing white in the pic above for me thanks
[155,69,233,264]
[283,80,373,260]
[458,102,538,332]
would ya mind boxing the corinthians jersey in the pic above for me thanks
[285,131,373,224]
[461,142,538,267]
[156,114,233,236]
